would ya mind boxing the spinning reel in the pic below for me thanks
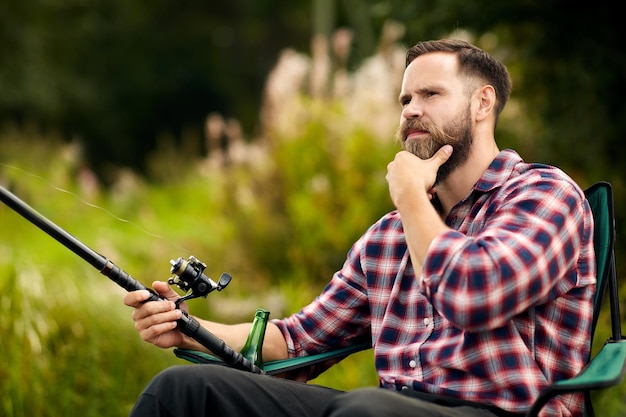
[168,256,231,307]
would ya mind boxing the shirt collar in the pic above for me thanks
[473,149,523,193]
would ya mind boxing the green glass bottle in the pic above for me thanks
[240,308,270,368]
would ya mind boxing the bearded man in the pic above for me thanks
[124,39,595,417]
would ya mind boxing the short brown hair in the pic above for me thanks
[406,39,512,122]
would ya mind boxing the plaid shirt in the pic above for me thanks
[274,149,596,417]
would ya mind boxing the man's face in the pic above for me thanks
[396,52,475,183]
[396,105,473,184]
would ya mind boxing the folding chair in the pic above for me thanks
[175,181,626,416]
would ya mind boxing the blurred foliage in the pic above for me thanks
[2,1,624,191]
[1,0,625,415]
[0,0,311,181]
[245,114,396,285]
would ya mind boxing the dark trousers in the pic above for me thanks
[129,364,520,417]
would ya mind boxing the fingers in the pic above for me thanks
[123,281,182,307]
[128,294,183,347]
[134,307,182,348]
[122,281,186,348]
[131,297,179,322]
[133,302,181,333]
[386,145,453,208]
[152,280,190,313]
[122,282,180,329]
[138,320,180,345]
[123,289,152,308]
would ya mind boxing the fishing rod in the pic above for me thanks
[0,184,264,374]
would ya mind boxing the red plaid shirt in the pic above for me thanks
[274,149,595,417]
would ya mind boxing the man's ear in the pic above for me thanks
[475,85,496,122]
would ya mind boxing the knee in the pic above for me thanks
[323,388,396,417]
[143,364,228,397]
[143,366,195,396]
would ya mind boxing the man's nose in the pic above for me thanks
[401,100,423,120]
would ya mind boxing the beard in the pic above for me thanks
[395,106,473,184]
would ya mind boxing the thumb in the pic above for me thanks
[430,145,453,167]
[152,281,181,302]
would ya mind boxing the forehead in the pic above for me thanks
[401,52,462,90]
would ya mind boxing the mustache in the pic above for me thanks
[396,119,455,143]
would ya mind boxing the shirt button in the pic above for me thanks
[423,318,430,325]
[409,359,417,368]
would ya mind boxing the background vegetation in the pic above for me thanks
[0,1,624,416]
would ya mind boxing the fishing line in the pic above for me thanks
[0,162,192,255]
[0,171,264,374]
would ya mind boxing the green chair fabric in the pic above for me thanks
[175,181,626,417]
[175,342,371,375]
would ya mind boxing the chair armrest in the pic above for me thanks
[174,348,223,365]
[262,342,371,375]
[552,339,626,391]
[525,339,626,417]
[174,342,372,376]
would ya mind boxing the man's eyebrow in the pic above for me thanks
[398,92,410,103]
[398,85,443,103]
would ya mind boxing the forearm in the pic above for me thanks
[397,193,450,271]
[180,319,289,361]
